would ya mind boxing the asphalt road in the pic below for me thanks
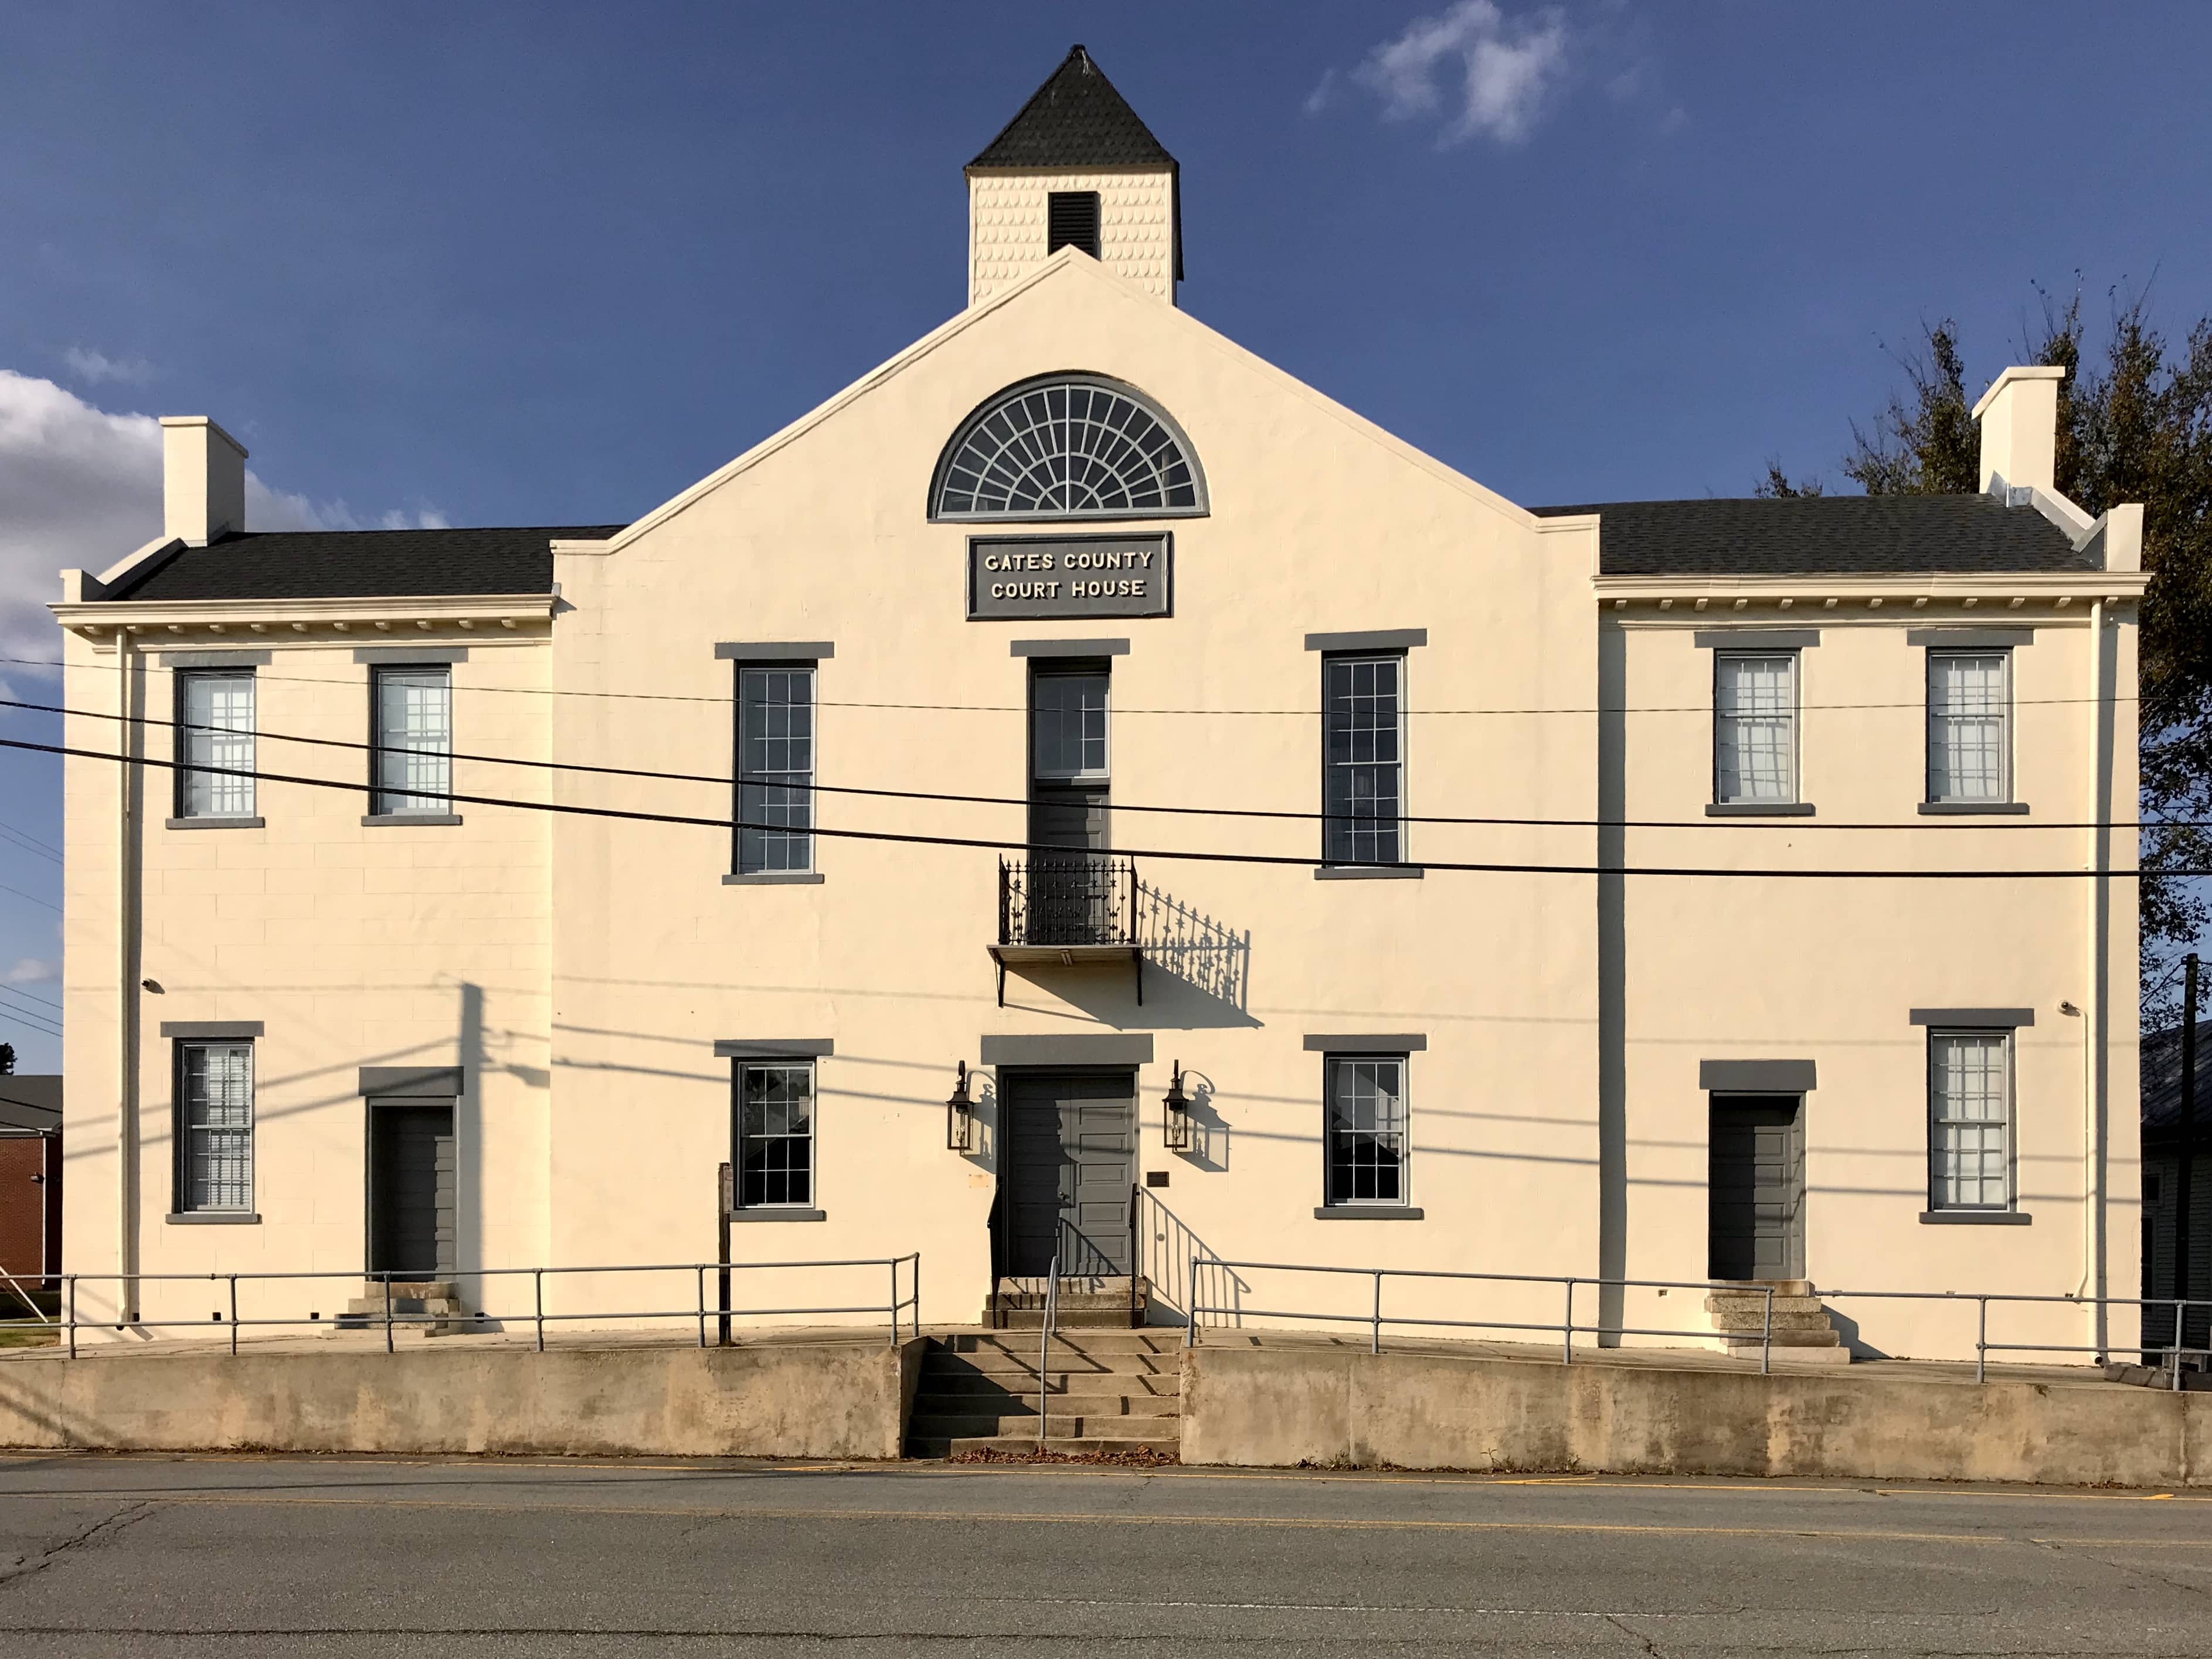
[1,1453,2207,1655]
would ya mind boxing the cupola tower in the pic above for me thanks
[966,45,1181,308]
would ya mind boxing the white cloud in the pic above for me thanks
[1347,1,1571,146]
[0,370,447,668]
[4,957,58,987]
[62,346,154,386]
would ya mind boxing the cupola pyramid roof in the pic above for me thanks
[968,45,1175,170]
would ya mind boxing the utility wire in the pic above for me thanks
[0,654,2150,719]
[0,732,2174,881]
[0,879,61,914]
[0,819,62,864]
[0,982,62,1022]
[3,692,2197,837]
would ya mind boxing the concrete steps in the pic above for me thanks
[906,1330,1184,1459]
[986,1276,1149,1330]
[1705,1281,1851,1364]
[336,1280,480,1338]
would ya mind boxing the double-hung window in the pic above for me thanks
[1928,1029,2013,1212]
[1322,654,1406,865]
[370,665,453,815]
[1324,1054,1410,1207]
[1714,652,1798,807]
[176,1040,254,1214]
[736,665,817,875]
[176,669,256,820]
[736,1060,815,1209]
[1926,651,2010,805]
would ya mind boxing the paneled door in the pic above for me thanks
[1707,1094,1805,1281]
[370,1102,456,1279]
[1001,1070,1134,1277]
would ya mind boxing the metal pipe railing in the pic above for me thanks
[1037,1254,1060,1446]
[1184,1256,2212,1383]
[1809,1286,2212,1388]
[0,1255,922,1354]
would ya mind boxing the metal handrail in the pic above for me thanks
[1185,1257,2212,1384]
[1037,1254,1060,1446]
[1809,1286,2212,1388]
[1187,1259,1779,1375]
[1,1256,922,1359]
[0,1266,55,1325]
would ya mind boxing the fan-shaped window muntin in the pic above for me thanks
[932,376,1207,521]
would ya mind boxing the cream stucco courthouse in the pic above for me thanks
[52,48,2147,1362]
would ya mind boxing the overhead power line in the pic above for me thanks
[1,692,2194,837]
[0,653,2149,719]
[0,732,2173,882]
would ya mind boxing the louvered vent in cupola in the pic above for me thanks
[1047,191,1101,259]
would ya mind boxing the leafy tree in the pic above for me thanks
[1778,292,2212,1023]
[0,1041,13,1076]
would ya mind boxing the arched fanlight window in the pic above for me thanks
[930,374,1207,521]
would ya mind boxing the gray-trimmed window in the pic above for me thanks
[736,1060,814,1209]
[930,375,1206,521]
[1926,650,2010,805]
[1714,651,1798,806]
[1323,654,1406,865]
[370,665,453,815]
[1031,668,1110,783]
[176,1040,254,1213]
[1929,1029,2013,1212]
[736,665,816,874]
[1324,1054,1409,1207]
[176,669,256,819]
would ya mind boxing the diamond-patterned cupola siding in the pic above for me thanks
[932,377,1205,519]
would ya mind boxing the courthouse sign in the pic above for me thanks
[967,533,1173,621]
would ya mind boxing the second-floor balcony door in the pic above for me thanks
[1028,667,1111,944]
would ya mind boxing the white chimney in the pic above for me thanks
[1970,366,2064,495]
[159,416,248,546]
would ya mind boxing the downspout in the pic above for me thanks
[115,632,138,1325]
[2081,599,2108,1354]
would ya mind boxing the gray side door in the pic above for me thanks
[371,1102,457,1279]
[1707,1094,1804,1280]
[1003,1070,1134,1277]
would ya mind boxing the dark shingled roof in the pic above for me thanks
[2145,1021,2212,1138]
[969,45,1175,170]
[0,1075,61,1135]
[100,526,625,603]
[1531,494,2095,577]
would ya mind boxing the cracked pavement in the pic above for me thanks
[0,1452,2206,1654]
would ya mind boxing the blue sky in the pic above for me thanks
[2,1,2208,1069]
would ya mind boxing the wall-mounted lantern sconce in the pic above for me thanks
[946,1060,976,1153]
[1163,1060,1193,1153]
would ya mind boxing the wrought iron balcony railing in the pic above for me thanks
[998,855,1139,949]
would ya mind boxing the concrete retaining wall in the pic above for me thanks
[1181,1347,2209,1486]
[0,1339,925,1460]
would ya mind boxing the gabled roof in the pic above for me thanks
[969,45,1175,170]
[98,525,625,603]
[1532,494,2095,577]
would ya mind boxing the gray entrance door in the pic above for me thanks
[1003,1071,1135,1277]
[370,1103,456,1278]
[1708,1094,1805,1280]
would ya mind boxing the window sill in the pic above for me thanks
[1705,803,1814,817]
[1918,1209,2033,1226]
[1313,864,1424,881]
[165,815,264,830]
[362,813,463,827]
[1314,1205,1425,1221]
[1918,801,2030,816]
[723,872,826,886]
[165,1211,261,1225]
[727,1207,827,1222]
